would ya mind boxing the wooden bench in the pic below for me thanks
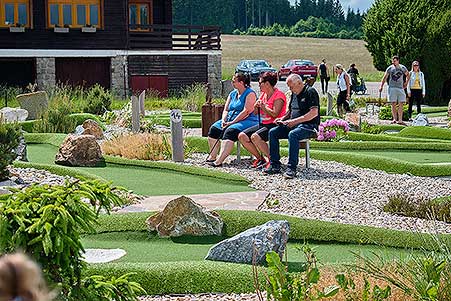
[235,139,312,169]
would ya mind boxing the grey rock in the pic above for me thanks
[74,125,84,135]
[0,107,28,123]
[16,91,49,120]
[146,196,223,237]
[205,220,290,264]
[412,113,429,126]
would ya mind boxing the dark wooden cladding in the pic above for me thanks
[128,55,207,93]
[0,0,174,50]
[55,58,111,89]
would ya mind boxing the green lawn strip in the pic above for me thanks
[347,132,451,143]
[93,211,451,251]
[416,106,449,114]
[24,132,67,146]
[315,149,451,164]
[309,141,451,151]
[398,126,451,140]
[25,143,251,196]
[82,231,418,294]
[19,113,104,133]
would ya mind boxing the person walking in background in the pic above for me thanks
[335,64,352,117]
[238,72,286,169]
[407,60,426,119]
[264,74,320,179]
[318,59,330,94]
[206,72,258,167]
[347,63,359,88]
[0,253,54,301]
[379,55,410,125]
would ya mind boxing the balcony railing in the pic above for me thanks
[127,24,221,50]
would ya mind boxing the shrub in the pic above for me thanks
[0,179,144,300]
[378,105,408,121]
[0,122,21,180]
[384,194,451,223]
[101,133,172,160]
[181,83,206,112]
[84,84,113,115]
[33,95,77,133]
[317,119,350,141]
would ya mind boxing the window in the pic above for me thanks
[0,0,30,27]
[129,0,152,31]
[47,0,102,28]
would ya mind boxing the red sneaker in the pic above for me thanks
[251,158,265,168]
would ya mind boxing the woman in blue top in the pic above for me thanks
[207,72,258,167]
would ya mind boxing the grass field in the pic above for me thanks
[221,34,381,80]
[26,144,252,195]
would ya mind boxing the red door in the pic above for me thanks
[130,75,168,97]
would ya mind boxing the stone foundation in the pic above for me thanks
[207,53,222,99]
[111,55,128,99]
[36,57,55,91]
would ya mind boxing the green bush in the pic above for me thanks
[384,195,451,223]
[398,126,451,140]
[84,84,113,115]
[0,179,144,300]
[360,121,405,134]
[378,105,409,121]
[33,95,77,133]
[0,122,21,180]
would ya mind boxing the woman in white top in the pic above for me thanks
[407,60,426,119]
[334,64,351,117]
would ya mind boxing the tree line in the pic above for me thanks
[173,0,364,35]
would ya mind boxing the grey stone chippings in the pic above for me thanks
[186,153,451,234]
[139,293,266,301]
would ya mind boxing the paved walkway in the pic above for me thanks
[118,191,268,213]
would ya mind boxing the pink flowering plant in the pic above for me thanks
[317,118,350,141]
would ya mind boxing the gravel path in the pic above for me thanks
[186,154,451,234]
[139,293,265,301]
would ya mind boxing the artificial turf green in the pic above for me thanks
[316,149,451,164]
[26,144,252,196]
[82,231,418,266]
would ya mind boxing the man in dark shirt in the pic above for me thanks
[264,74,320,179]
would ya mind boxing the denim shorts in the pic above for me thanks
[388,87,406,103]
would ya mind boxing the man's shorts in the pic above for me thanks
[388,87,406,103]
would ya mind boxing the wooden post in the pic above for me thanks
[327,92,333,116]
[138,90,145,116]
[131,96,140,133]
[170,109,184,162]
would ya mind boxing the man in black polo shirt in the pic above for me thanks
[264,74,320,179]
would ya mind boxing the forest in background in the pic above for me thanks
[173,0,365,39]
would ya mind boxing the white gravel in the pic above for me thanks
[186,153,451,234]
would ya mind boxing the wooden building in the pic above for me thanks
[0,0,222,97]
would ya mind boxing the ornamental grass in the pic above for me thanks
[101,133,172,161]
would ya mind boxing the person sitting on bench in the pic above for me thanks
[264,74,320,179]
[206,72,258,167]
[238,71,286,169]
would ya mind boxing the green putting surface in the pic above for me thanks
[27,144,252,196]
[82,231,419,267]
[315,149,451,164]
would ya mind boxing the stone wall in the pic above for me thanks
[111,55,128,99]
[207,53,222,98]
[36,57,55,91]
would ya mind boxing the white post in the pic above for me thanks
[131,96,140,133]
[170,109,184,162]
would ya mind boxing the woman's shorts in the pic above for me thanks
[388,87,406,103]
[208,125,241,142]
[241,123,276,142]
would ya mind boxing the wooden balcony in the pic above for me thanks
[127,24,221,50]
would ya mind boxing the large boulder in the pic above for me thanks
[0,107,28,123]
[205,220,290,264]
[16,91,49,120]
[55,134,104,167]
[82,119,104,139]
[146,196,223,237]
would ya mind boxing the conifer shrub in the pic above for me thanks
[0,122,21,180]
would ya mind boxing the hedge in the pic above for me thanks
[19,113,104,133]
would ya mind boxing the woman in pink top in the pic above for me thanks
[238,72,287,168]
